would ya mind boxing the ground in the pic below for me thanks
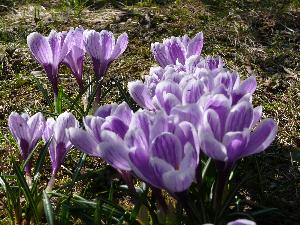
[0,0,299,224]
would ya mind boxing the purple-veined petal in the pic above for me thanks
[225,101,253,132]
[68,128,100,156]
[151,42,170,68]
[101,116,128,138]
[182,79,205,104]
[128,81,155,110]
[27,112,45,147]
[223,131,250,162]
[162,144,197,193]
[27,32,52,66]
[166,37,185,65]
[203,109,222,141]
[151,132,183,169]
[94,103,118,118]
[251,106,262,128]
[227,219,256,225]
[110,32,128,60]
[199,128,228,161]
[170,104,202,127]
[244,119,277,156]
[113,102,133,125]
[186,32,204,58]
[99,30,114,60]
[8,112,31,144]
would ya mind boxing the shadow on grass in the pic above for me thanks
[236,140,300,225]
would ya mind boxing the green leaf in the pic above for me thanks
[31,75,53,109]
[13,160,39,223]
[62,92,85,117]
[43,191,55,225]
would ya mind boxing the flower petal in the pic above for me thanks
[94,103,118,118]
[151,132,183,169]
[225,101,253,132]
[128,81,155,110]
[110,32,128,60]
[186,32,204,58]
[27,32,52,66]
[223,131,250,162]
[245,119,277,156]
[68,128,100,156]
[199,128,228,161]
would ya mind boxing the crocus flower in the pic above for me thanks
[83,29,128,102]
[199,97,277,170]
[227,219,256,225]
[68,102,133,171]
[63,27,85,92]
[69,107,199,194]
[83,29,128,79]
[27,30,73,96]
[151,32,204,67]
[8,112,45,175]
[203,219,256,225]
[127,110,199,193]
[43,112,79,186]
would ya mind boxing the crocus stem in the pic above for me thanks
[152,187,168,213]
[46,174,56,192]
[25,173,32,188]
[175,191,202,224]
[212,166,230,212]
[95,84,102,103]
[120,171,137,201]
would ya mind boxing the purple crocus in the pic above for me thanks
[83,29,128,102]
[199,97,277,170]
[69,106,199,194]
[27,30,73,96]
[227,219,256,225]
[43,112,79,190]
[151,32,204,67]
[8,112,45,175]
[83,29,128,79]
[127,110,199,193]
[63,27,85,92]
[203,219,256,225]
[68,102,133,171]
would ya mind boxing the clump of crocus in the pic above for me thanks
[27,29,74,97]
[43,112,79,191]
[8,112,45,176]
[151,32,204,67]
[128,66,256,116]
[83,30,128,101]
[62,27,85,92]
[68,105,199,194]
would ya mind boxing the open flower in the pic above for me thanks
[27,30,73,96]
[69,106,199,194]
[151,32,204,67]
[63,27,85,92]
[199,98,277,170]
[43,112,79,177]
[8,112,45,175]
[83,30,128,79]
[68,102,133,171]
